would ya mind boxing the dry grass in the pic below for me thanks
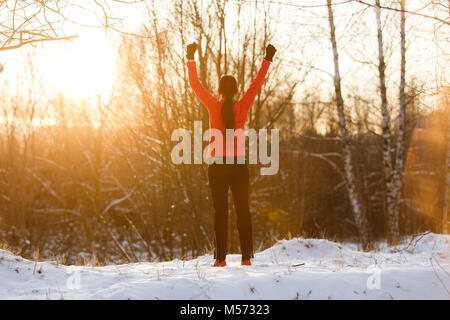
[0,241,18,256]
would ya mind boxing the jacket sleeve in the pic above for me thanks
[238,59,271,115]
[187,60,217,111]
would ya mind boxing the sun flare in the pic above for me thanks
[43,31,117,100]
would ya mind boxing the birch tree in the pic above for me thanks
[373,0,408,244]
[390,0,408,242]
[326,0,370,248]
[374,0,399,244]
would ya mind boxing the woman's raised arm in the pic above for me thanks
[186,43,217,110]
[238,44,276,114]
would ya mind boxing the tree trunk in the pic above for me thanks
[391,0,408,240]
[375,0,400,245]
[327,0,370,248]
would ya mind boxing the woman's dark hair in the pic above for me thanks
[218,75,238,129]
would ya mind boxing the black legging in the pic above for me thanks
[208,161,254,261]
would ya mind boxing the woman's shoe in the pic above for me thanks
[241,259,252,266]
[213,260,227,267]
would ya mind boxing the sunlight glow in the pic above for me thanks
[43,31,117,100]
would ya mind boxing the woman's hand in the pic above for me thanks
[264,44,277,62]
[186,42,197,60]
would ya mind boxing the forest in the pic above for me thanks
[0,0,448,265]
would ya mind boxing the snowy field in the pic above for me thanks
[0,233,449,300]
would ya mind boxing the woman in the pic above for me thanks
[186,42,276,267]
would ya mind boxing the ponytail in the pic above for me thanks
[218,75,238,130]
[221,95,235,129]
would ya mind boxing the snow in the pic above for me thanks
[0,233,449,300]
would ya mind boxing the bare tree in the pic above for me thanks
[374,0,400,244]
[0,0,143,52]
[327,0,370,248]
[355,0,450,26]
[391,0,408,241]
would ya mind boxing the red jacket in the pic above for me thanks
[187,59,271,157]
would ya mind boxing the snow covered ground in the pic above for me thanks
[0,233,449,300]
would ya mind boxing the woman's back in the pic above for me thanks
[186,59,271,157]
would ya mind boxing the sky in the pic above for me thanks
[0,0,447,111]
[0,0,146,101]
